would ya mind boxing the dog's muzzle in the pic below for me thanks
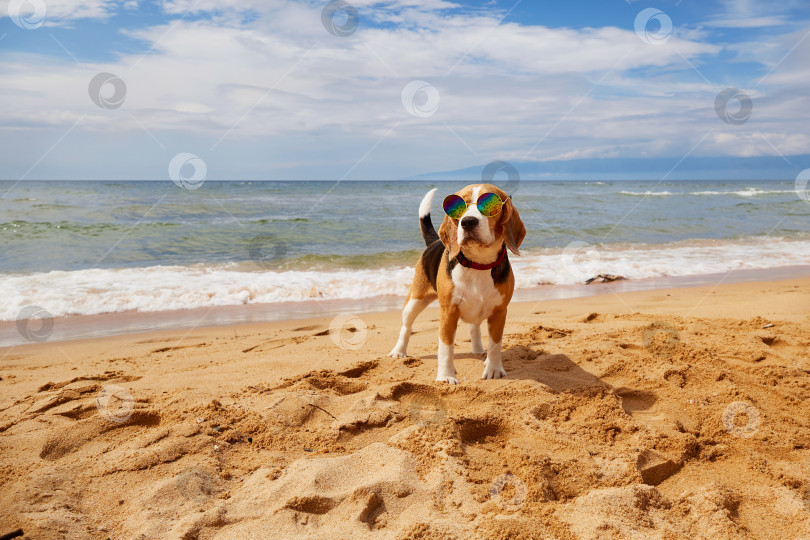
[461,216,479,231]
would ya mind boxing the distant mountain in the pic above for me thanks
[407,155,810,181]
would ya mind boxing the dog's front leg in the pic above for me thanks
[482,308,507,380]
[437,306,461,384]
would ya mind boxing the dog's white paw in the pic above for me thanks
[436,375,459,385]
[481,364,506,380]
[471,344,486,355]
[387,350,407,358]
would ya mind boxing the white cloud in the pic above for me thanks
[704,16,789,28]
[705,0,795,28]
[0,0,120,24]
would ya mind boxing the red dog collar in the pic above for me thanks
[456,245,507,270]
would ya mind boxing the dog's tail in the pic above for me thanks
[419,188,440,246]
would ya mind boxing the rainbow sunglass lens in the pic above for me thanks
[443,194,467,219]
[477,192,503,217]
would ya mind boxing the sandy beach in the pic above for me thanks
[1,276,809,539]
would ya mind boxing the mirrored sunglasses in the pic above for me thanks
[442,192,506,219]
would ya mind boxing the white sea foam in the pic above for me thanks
[619,190,677,196]
[2,237,809,321]
[619,188,795,197]
[511,237,810,289]
[0,265,416,321]
[689,189,795,197]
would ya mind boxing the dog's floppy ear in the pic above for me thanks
[498,198,526,255]
[439,214,461,260]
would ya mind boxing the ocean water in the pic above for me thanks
[1,179,809,321]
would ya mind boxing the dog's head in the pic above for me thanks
[438,183,526,260]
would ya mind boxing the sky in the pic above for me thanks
[0,0,809,180]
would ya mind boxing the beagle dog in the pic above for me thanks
[388,184,526,384]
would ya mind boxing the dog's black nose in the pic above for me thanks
[460,216,479,230]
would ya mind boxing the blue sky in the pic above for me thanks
[1,0,809,180]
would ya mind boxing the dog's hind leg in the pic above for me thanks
[437,307,461,384]
[482,308,507,380]
[388,294,435,358]
[470,324,485,355]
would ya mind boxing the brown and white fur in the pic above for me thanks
[388,184,526,384]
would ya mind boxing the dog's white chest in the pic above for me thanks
[450,265,504,325]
